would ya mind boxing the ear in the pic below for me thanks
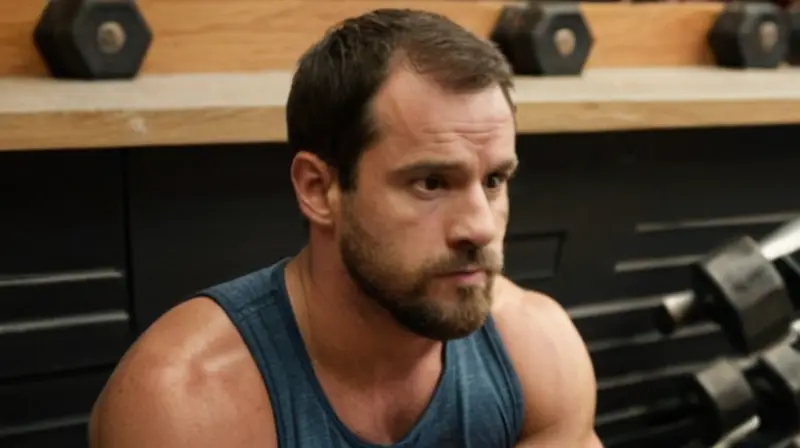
[290,151,337,228]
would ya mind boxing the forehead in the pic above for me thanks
[366,66,516,166]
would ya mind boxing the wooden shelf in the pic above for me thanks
[2,67,800,151]
[2,1,722,76]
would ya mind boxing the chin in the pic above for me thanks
[388,290,492,341]
[431,313,490,341]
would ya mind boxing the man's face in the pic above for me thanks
[337,67,517,341]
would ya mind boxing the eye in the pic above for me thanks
[415,175,446,192]
[485,173,506,189]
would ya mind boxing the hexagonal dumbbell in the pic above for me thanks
[744,343,800,433]
[490,1,594,76]
[789,2,800,65]
[34,0,153,79]
[687,358,758,446]
[708,1,791,69]
[655,234,795,355]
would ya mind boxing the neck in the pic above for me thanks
[284,245,442,385]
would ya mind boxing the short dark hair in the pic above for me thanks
[286,8,515,191]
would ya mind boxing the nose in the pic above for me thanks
[447,184,497,249]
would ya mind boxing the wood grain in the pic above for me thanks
[3,67,800,151]
[1,1,722,77]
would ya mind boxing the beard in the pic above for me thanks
[338,202,503,341]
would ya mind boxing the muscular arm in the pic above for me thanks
[88,298,276,448]
[493,284,602,448]
[89,359,224,448]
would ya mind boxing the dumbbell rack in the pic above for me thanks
[1,0,800,151]
[655,218,800,447]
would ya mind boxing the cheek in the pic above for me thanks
[494,195,510,226]
[383,189,432,225]
[352,202,426,256]
[378,191,443,236]
[381,220,443,271]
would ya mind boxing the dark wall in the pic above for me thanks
[0,150,131,447]
[2,125,799,447]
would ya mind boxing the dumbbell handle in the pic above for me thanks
[761,217,800,261]
[657,291,700,333]
[656,217,800,334]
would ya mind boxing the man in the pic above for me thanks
[89,8,601,448]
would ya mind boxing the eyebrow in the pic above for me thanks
[391,158,519,179]
[496,159,519,176]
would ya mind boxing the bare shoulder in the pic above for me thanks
[490,277,599,443]
[490,276,588,363]
[89,297,275,448]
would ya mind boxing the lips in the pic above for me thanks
[448,268,482,276]
[443,263,495,275]
[441,266,483,276]
[438,268,490,284]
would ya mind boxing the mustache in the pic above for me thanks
[430,247,503,275]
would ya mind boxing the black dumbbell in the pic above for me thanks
[490,1,594,76]
[34,0,153,79]
[686,358,759,446]
[729,343,800,448]
[788,2,800,65]
[747,343,800,432]
[655,218,800,355]
[708,1,791,69]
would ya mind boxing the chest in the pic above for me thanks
[311,369,521,448]
[319,371,440,445]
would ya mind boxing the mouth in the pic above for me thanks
[438,267,490,284]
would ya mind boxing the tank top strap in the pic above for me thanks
[198,257,331,445]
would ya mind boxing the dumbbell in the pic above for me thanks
[655,218,800,355]
[683,358,759,447]
[789,3,800,64]
[708,1,791,69]
[34,0,153,79]
[729,342,800,447]
[746,343,800,435]
[490,1,594,76]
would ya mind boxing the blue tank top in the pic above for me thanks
[199,257,525,448]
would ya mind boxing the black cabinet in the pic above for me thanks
[0,149,131,447]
